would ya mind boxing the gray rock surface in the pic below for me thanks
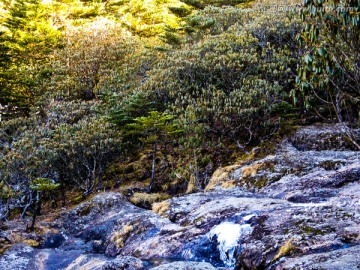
[1,124,359,270]
[0,244,146,270]
[274,245,360,270]
[0,244,36,270]
[64,254,145,270]
[150,261,218,270]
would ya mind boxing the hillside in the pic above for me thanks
[0,0,359,269]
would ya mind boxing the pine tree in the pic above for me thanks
[28,178,59,231]
[127,111,183,191]
[0,0,61,117]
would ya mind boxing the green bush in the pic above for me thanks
[142,6,301,144]
[0,100,121,221]
[0,0,61,115]
[43,19,139,101]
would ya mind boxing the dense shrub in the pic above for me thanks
[142,6,301,144]
[0,100,121,221]
[42,19,139,101]
[4,0,357,209]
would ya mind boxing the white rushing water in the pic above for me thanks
[208,221,253,268]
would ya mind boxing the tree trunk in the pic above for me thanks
[30,192,40,231]
[59,173,66,207]
[149,143,157,192]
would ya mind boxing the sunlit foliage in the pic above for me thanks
[0,0,61,115]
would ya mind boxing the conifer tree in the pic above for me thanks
[0,0,60,116]
[28,178,59,231]
[127,111,183,191]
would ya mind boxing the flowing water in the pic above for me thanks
[207,221,253,268]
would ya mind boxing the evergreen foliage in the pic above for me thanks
[0,0,61,116]
[126,111,183,191]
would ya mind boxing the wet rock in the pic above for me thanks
[130,190,294,268]
[56,191,265,267]
[163,190,289,228]
[60,192,131,235]
[0,244,146,270]
[36,249,87,270]
[196,124,360,269]
[55,163,358,269]
[58,192,164,255]
[150,261,218,270]
[58,192,186,259]
[237,203,360,269]
[64,254,145,270]
[207,151,358,196]
[206,138,360,205]
[261,161,360,203]
[41,233,66,248]
[102,256,146,270]
[3,123,357,270]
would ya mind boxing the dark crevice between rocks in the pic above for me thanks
[305,243,358,255]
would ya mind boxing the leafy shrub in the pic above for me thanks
[297,0,360,148]
[142,6,301,144]
[0,100,121,221]
[44,19,139,101]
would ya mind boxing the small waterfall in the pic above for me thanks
[207,221,253,268]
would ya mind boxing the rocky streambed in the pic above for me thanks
[0,124,359,270]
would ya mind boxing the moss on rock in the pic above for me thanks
[130,192,170,209]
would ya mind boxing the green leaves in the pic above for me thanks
[109,90,156,127]
[142,6,301,143]
[0,100,121,199]
[0,0,61,114]
[296,0,359,132]
[304,54,314,64]
[317,47,327,56]
[169,6,192,17]
[30,178,59,191]
[126,111,183,144]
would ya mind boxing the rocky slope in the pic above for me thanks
[0,124,359,270]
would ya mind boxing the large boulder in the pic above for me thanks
[290,123,359,151]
